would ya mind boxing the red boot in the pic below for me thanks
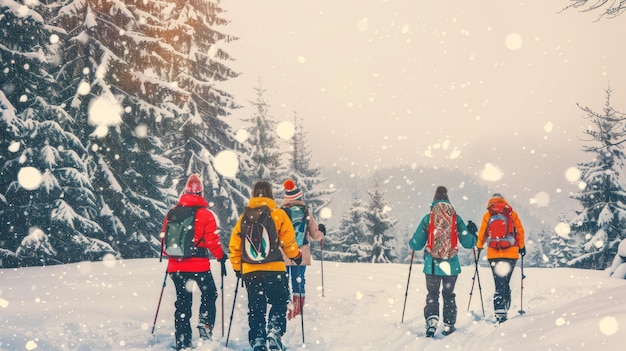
[288,294,305,320]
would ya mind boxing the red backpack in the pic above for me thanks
[486,202,516,249]
[426,202,458,259]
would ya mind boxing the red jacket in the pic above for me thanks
[161,194,225,273]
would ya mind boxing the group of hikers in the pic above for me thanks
[409,185,525,337]
[159,175,525,350]
[159,175,325,350]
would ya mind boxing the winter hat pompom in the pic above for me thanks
[283,179,303,201]
[492,193,503,199]
[184,174,203,195]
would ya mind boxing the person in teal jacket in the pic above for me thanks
[409,186,477,337]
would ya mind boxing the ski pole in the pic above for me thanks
[401,250,415,323]
[320,239,325,297]
[467,248,485,317]
[298,264,305,344]
[518,255,526,315]
[225,275,241,347]
[221,261,225,337]
[151,270,168,334]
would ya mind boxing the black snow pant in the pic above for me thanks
[488,258,517,313]
[243,271,290,348]
[424,274,458,326]
[170,271,218,348]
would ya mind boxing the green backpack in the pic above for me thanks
[163,206,208,258]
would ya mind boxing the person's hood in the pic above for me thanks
[177,193,209,207]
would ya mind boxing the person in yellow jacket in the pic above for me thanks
[229,180,302,351]
[476,193,525,323]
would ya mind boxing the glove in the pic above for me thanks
[318,224,326,236]
[292,250,303,266]
[219,253,228,263]
[519,247,526,257]
[235,270,242,279]
[467,220,477,235]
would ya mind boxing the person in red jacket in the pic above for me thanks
[161,174,227,350]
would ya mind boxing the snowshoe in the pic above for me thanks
[252,337,268,351]
[425,316,438,337]
[197,320,212,340]
[441,324,455,336]
[267,332,286,351]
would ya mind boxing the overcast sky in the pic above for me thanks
[220,1,625,210]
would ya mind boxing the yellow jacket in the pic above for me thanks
[229,197,300,274]
[476,197,525,260]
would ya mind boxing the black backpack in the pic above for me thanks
[240,206,283,264]
[163,206,208,258]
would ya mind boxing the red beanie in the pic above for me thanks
[283,179,303,201]
[184,174,203,195]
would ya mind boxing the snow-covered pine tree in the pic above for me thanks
[569,87,626,270]
[0,1,57,106]
[365,178,398,263]
[283,112,334,218]
[1,0,243,265]
[322,192,368,262]
[134,0,249,235]
[239,77,285,183]
[0,92,120,266]
[48,0,196,259]
[1,3,116,266]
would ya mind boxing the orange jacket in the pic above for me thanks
[476,197,525,260]
[229,197,299,274]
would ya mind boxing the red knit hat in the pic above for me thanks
[184,174,203,195]
[283,179,303,201]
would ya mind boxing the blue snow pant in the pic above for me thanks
[243,271,290,348]
[287,265,307,294]
[424,274,459,326]
[488,258,517,313]
[170,271,218,348]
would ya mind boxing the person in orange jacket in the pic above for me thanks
[160,174,227,350]
[229,180,302,351]
[476,193,525,323]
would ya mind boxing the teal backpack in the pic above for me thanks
[284,205,308,246]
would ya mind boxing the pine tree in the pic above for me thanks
[322,193,368,262]
[1,0,242,265]
[365,179,398,263]
[569,87,626,269]
[283,112,334,216]
[240,77,284,181]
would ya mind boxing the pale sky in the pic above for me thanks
[221,1,625,211]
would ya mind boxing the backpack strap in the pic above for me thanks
[426,211,435,252]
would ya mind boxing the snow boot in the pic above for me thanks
[495,310,507,323]
[174,332,192,350]
[288,294,304,320]
[441,323,455,336]
[197,319,212,340]
[267,331,286,351]
[425,316,439,337]
[252,337,268,351]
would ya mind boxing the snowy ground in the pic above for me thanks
[1,258,624,351]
